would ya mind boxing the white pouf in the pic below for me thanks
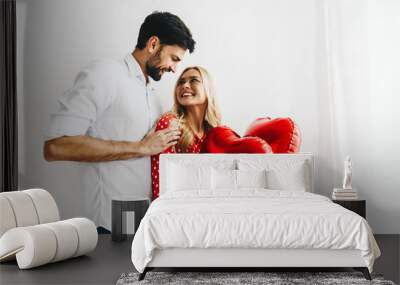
[0,189,98,269]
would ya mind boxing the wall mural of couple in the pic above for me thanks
[43,12,300,231]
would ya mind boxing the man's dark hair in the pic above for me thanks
[136,12,195,53]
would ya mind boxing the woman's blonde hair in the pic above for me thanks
[172,66,221,152]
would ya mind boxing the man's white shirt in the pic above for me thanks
[46,54,162,230]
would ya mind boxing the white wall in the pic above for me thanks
[17,0,400,233]
[364,0,400,234]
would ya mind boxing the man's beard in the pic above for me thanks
[146,49,165,81]
[146,62,162,81]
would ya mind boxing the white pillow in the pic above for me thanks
[165,156,236,171]
[212,168,237,190]
[211,169,268,190]
[266,162,308,191]
[236,169,267,189]
[167,162,212,191]
[238,159,310,192]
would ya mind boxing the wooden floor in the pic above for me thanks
[0,234,398,285]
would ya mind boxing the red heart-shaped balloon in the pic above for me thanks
[201,126,272,153]
[244,117,301,153]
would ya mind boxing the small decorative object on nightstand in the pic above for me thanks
[342,156,353,190]
[332,156,359,200]
[333,199,366,219]
[332,188,358,200]
[112,196,150,242]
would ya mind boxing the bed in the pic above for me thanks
[131,153,380,280]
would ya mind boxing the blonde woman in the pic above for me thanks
[151,66,221,199]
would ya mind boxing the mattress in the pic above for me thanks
[131,190,380,273]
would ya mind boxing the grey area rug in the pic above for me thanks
[116,271,396,285]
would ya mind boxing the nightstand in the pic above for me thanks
[332,199,366,219]
[111,196,150,242]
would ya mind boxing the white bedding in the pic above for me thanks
[131,190,380,273]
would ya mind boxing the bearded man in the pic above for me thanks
[43,12,195,232]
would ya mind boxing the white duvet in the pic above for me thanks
[131,190,380,273]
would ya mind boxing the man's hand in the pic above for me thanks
[44,122,181,163]
[139,126,181,156]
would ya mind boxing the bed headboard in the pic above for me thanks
[159,153,314,195]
